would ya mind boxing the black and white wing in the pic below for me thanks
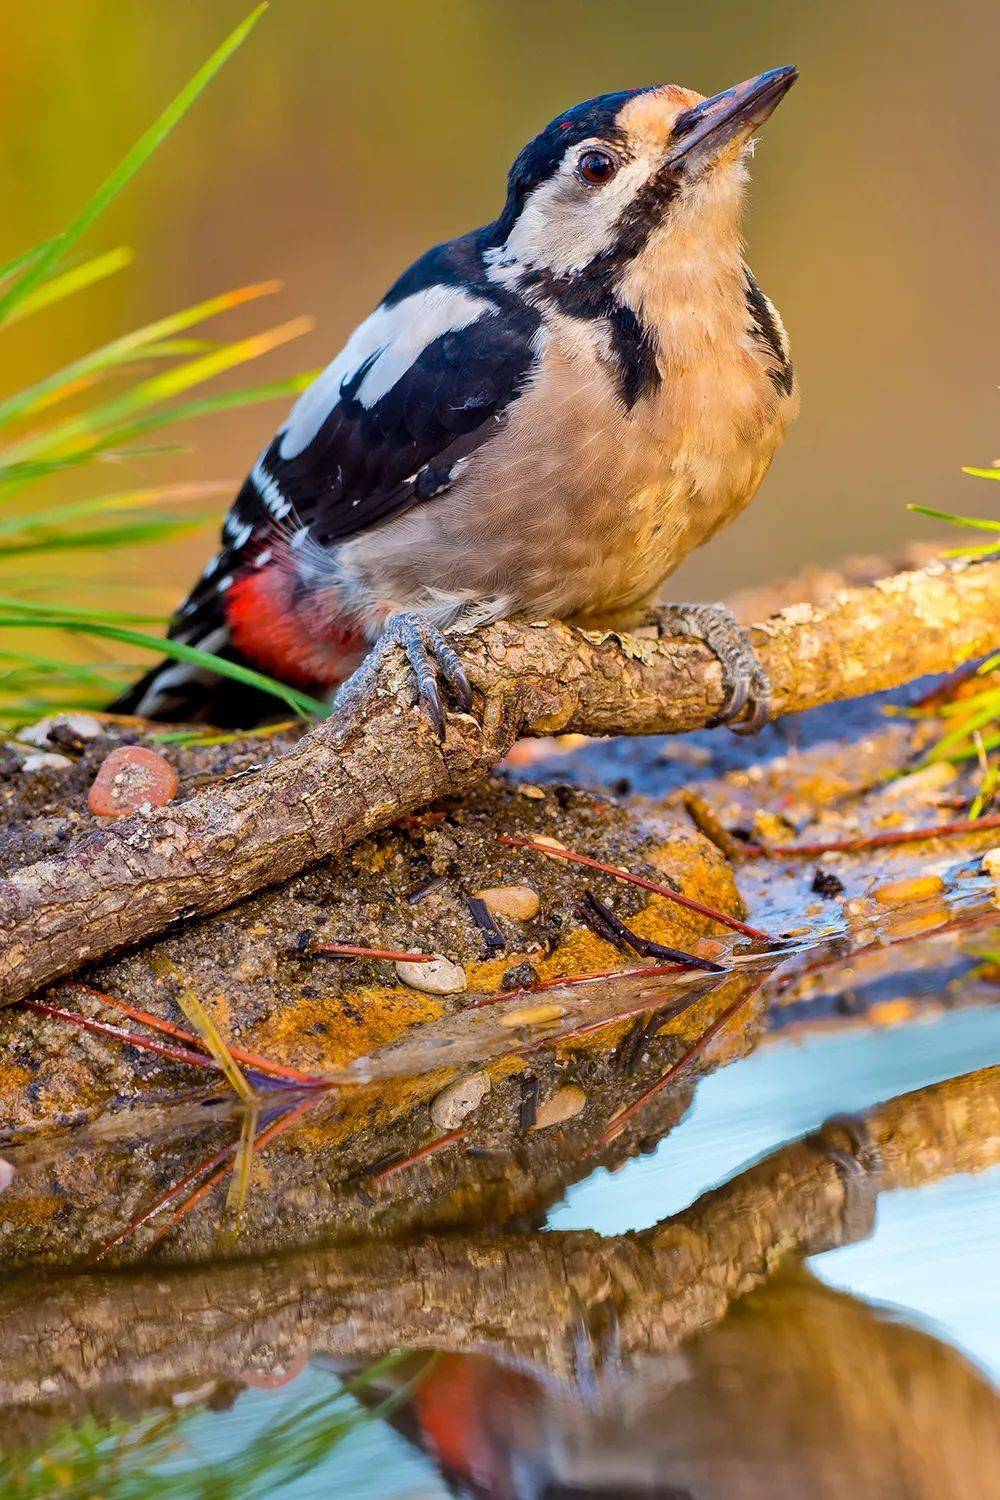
[113,235,541,722]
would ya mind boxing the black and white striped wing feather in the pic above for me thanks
[114,241,540,721]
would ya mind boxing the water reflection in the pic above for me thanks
[340,1270,1000,1499]
[1,1057,996,1496]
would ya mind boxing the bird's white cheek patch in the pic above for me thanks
[491,154,655,276]
[278,287,494,459]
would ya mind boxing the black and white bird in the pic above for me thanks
[115,66,799,732]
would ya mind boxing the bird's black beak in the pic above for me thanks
[667,66,798,173]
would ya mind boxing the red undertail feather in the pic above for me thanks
[225,566,365,690]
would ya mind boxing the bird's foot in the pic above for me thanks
[333,612,472,738]
[653,602,771,734]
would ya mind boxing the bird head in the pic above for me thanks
[487,67,797,281]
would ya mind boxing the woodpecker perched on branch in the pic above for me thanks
[116,66,799,732]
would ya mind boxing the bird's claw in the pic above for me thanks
[333,613,471,739]
[654,602,772,734]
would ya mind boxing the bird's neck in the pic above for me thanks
[617,187,750,368]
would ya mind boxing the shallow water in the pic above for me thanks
[141,1005,996,1500]
[3,993,992,1498]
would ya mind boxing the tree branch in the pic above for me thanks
[0,559,996,1006]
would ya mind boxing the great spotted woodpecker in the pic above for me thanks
[115,67,798,732]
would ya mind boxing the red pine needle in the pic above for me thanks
[467,962,692,1011]
[310,943,436,963]
[512,989,705,1056]
[96,1138,238,1260]
[24,1000,220,1073]
[498,834,771,941]
[72,983,325,1087]
[743,811,1000,859]
[595,973,769,1148]
[146,1093,321,1248]
[367,1125,472,1185]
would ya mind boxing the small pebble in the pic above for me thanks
[871,875,945,906]
[474,884,541,921]
[501,960,540,990]
[499,1002,566,1028]
[812,867,845,899]
[532,834,567,860]
[531,1084,586,1130]
[21,752,72,772]
[87,745,179,818]
[982,848,1000,881]
[18,713,102,747]
[430,1071,491,1130]
[881,762,956,801]
[518,783,546,800]
[0,1158,15,1193]
[395,955,467,995]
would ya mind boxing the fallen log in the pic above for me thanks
[0,559,996,1006]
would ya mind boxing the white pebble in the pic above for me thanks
[21,752,72,772]
[430,1072,490,1130]
[395,955,467,995]
[18,713,102,746]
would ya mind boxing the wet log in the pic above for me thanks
[0,558,996,1007]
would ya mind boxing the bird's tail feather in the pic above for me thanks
[108,631,283,727]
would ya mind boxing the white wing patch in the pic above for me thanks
[277,286,495,460]
[251,457,292,521]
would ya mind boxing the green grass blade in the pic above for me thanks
[0,595,167,623]
[58,370,319,455]
[0,615,329,719]
[0,480,229,538]
[0,5,268,326]
[908,503,1000,531]
[963,467,1000,481]
[0,236,60,283]
[0,279,282,433]
[0,516,205,556]
[1,317,313,463]
[4,247,133,326]
[941,540,1000,559]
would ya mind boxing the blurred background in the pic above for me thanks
[2,0,998,615]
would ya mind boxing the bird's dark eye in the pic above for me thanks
[577,148,618,186]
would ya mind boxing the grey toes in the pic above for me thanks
[422,622,473,714]
[386,613,472,738]
[657,602,772,735]
[330,614,472,737]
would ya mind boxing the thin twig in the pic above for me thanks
[498,835,771,941]
[309,942,437,962]
[72,983,325,1087]
[366,1125,472,1185]
[595,973,770,1147]
[576,889,726,970]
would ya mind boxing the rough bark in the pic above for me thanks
[0,559,996,1007]
[1,1066,994,1411]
